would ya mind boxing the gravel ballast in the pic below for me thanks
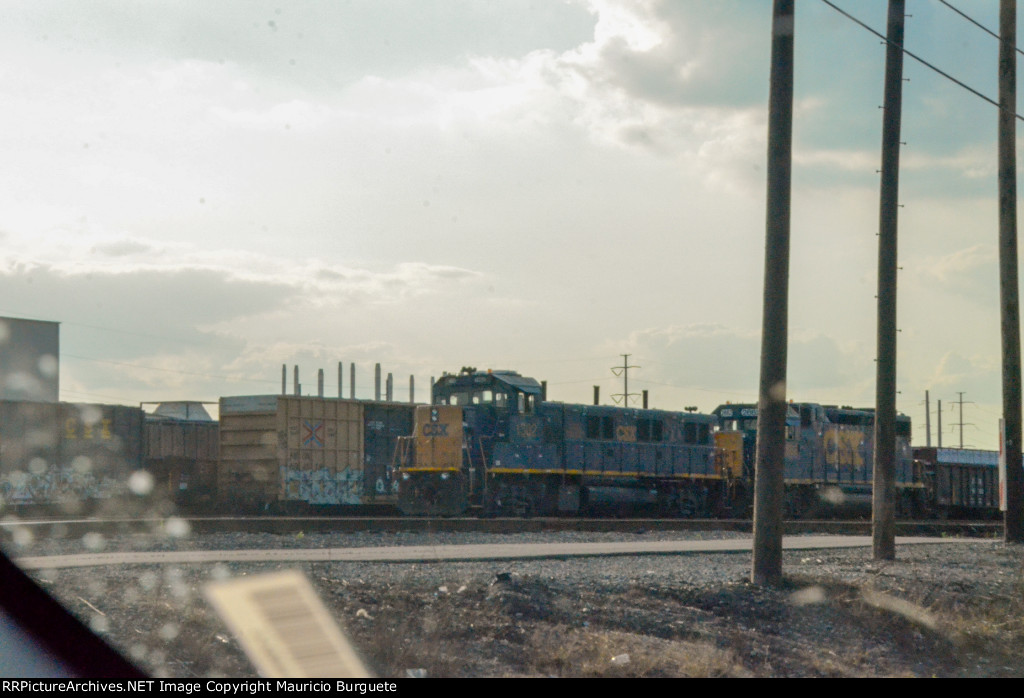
[8,529,1022,678]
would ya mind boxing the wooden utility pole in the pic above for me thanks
[751,0,794,587]
[998,0,1024,542]
[872,0,906,562]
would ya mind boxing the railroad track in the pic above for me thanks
[0,516,1003,541]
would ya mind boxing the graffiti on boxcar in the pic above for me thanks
[0,463,124,504]
[280,466,362,505]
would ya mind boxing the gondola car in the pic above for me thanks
[394,368,737,516]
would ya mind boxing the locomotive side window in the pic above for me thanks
[585,415,614,440]
[684,422,697,444]
[517,392,536,414]
[637,418,664,443]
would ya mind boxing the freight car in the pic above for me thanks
[216,394,414,513]
[0,400,145,511]
[913,447,1001,519]
[394,368,736,516]
[711,402,924,518]
[143,404,219,511]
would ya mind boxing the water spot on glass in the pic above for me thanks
[82,531,105,551]
[11,527,33,548]
[77,404,102,427]
[129,470,155,496]
[36,568,58,584]
[165,517,190,538]
[128,643,148,661]
[158,622,180,642]
[28,457,48,476]
[139,571,159,591]
[37,354,58,378]
[89,615,110,633]
[210,563,231,581]
[71,455,93,474]
[820,486,844,506]
[789,586,826,606]
[6,371,41,396]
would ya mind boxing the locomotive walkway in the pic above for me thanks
[13,535,989,570]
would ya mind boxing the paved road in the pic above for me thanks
[13,535,990,569]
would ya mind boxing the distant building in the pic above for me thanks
[151,402,214,422]
[0,317,59,402]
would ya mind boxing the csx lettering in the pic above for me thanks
[422,424,449,436]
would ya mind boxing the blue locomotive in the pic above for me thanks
[394,367,735,516]
[711,402,924,518]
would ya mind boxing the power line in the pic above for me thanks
[936,0,1024,57]
[819,0,1024,122]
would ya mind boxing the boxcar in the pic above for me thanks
[0,400,144,508]
[914,447,1000,518]
[144,416,220,510]
[217,394,414,512]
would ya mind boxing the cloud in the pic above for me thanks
[614,324,868,402]
[927,352,1000,404]
[912,244,998,307]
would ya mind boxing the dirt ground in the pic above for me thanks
[37,536,1024,678]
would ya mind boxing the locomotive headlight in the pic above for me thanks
[440,472,450,480]
[402,473,410,480]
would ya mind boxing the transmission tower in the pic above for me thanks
[610,354,641,407]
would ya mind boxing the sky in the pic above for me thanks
[0,0,1014,449]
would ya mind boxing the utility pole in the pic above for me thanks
[752,0,794,588]
[938,399,943,448]
[953,391,974,449]
[611,354,641,407]
[873,0,905,562]
[998,0,1024,543]
[925,390,931,448]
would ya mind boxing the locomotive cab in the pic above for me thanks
[395,368,543,515]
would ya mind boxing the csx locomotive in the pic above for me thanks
[394,367,928,518]
[395,367,733,516]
